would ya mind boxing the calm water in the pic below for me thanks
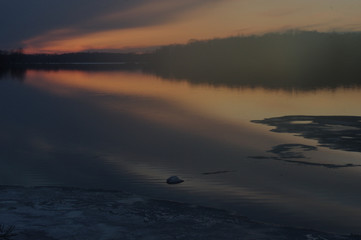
[1,69,361,233]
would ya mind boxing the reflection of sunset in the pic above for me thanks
[24,70,361,188]
[26,70,361,124]
[26,70,191,99]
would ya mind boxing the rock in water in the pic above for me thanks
[166,176,184,184]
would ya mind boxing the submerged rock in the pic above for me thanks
[166,176,184,184]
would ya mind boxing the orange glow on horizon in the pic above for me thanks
[22,0,361,54]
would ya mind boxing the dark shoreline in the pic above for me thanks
[0,185,359,240]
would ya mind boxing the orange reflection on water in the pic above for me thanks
[26,69,361,123]
[26,69,192,98]
[25,69,361,155]
[26,69,277,152]
[20,69,361,234]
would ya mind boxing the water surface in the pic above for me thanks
[1,69,361,233]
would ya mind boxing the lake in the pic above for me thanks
[1,67,361,234]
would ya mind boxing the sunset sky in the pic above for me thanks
[1,0,361,53]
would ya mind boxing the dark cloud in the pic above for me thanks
[0,0,217,49]
[0,0,125,48]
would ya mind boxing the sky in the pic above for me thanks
[1,0,361,53]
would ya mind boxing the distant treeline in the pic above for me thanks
[0,50,145,80]
[0,50,144,64]
[2,31,361,90]
[145,30,361,90]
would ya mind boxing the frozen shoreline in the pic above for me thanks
[0,185,357,240]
